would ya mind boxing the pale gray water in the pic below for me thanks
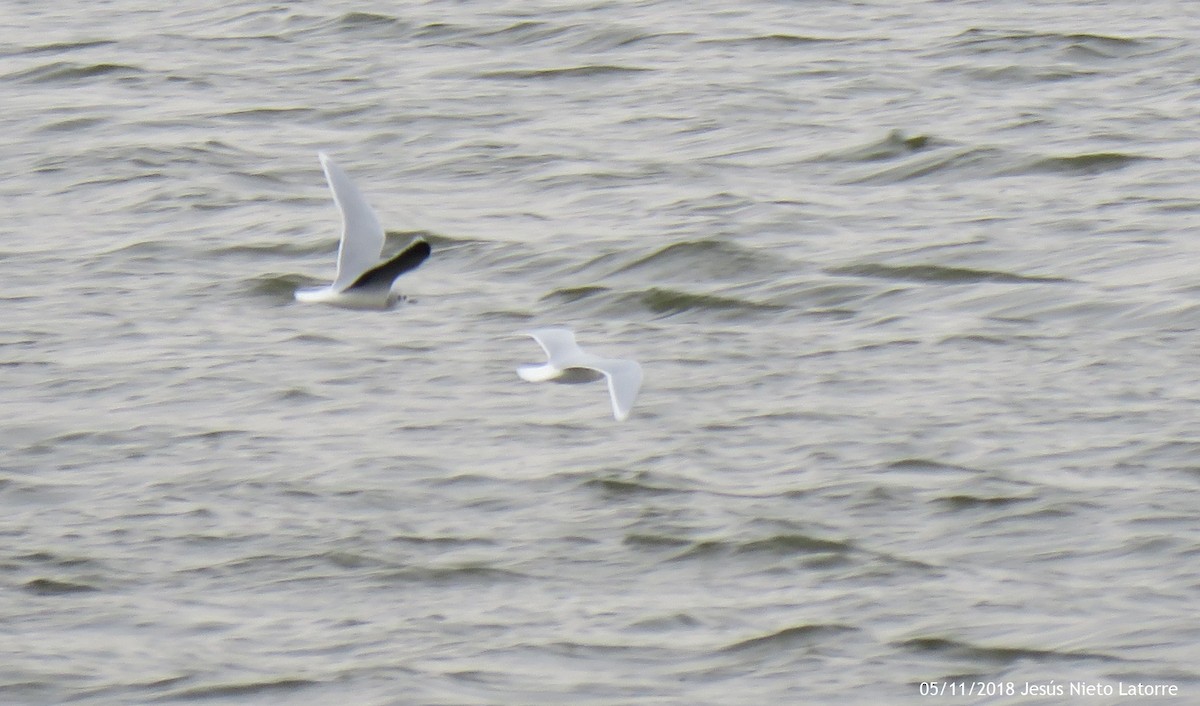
[3,1,1200,704]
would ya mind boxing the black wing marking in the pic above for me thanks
[346,239,432,293]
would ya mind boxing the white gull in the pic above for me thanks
[295,152,430,309]
[518,327,643,421]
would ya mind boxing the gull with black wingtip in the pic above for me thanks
[295,152,430,309]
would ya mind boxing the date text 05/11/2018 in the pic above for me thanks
[919,681,1179,698]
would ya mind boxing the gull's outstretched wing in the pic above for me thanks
[319,152,385,292]
[347,239,431,294]
[525,328,584,367]
[593,358,643,421]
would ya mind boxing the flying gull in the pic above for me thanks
[294,152,430,309]
[518,327,643,421]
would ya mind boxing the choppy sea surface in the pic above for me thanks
[3,1,1200,704]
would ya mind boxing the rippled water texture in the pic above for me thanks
[3,1,1200,704]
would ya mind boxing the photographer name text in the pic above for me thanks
[920,680,1179,698]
